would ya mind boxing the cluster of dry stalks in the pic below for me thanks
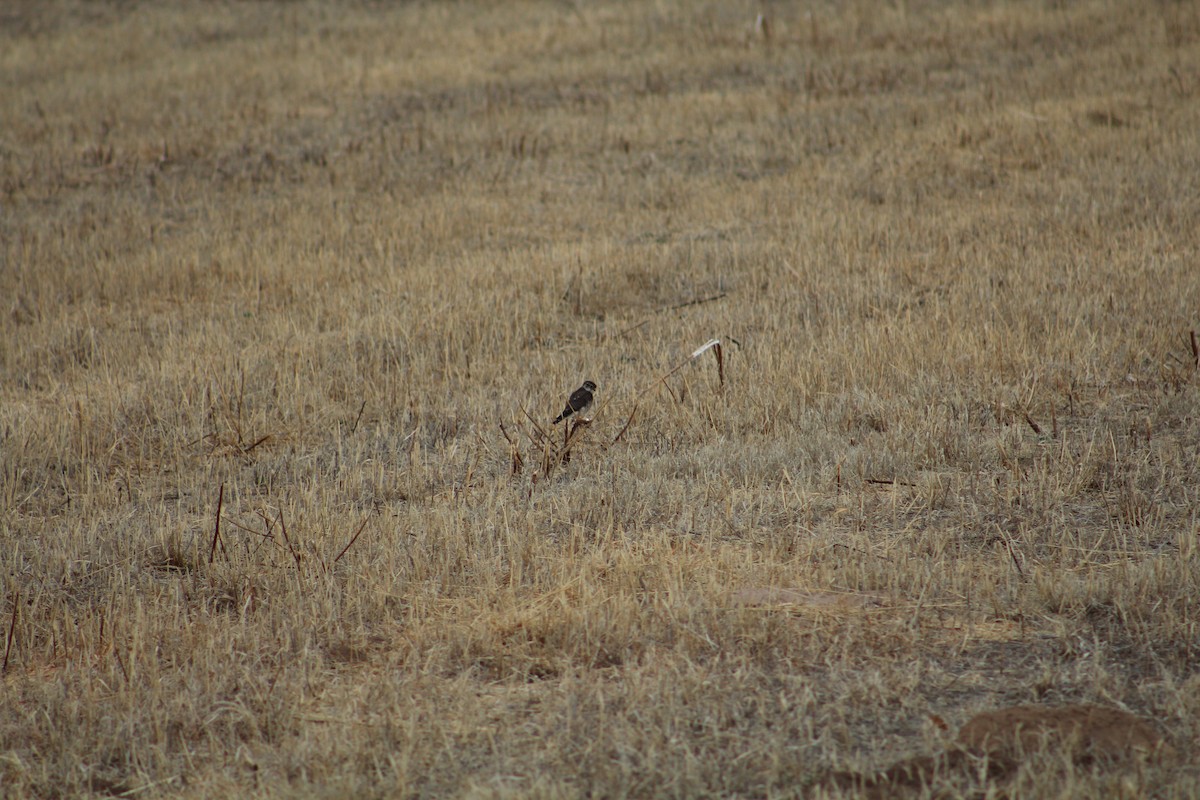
[501,337,725,482]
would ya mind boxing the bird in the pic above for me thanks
[553,380,596,424]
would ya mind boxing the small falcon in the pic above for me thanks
[553,380,596,424]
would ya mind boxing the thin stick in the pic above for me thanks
[333,516,372,565]
[350,400,367,434]
[223,515,280,542]
[498,422,517,448]
[563,415,594,450]
[1169,66,1187,97]
[1191,330,1199,367]
[113,643,130,685]
[1006,537,1025,577]
[208,483,225,564]
[996,529,1026,578]
[1022,412,1042,435]
[660,376,680,404]
[668,292,727,311]
[1168,351,1190,368]
[235,363,246,448]
[2,591,17,674]
[829,542,893,563]
[461,446,482,499]
[866,477,915,487]
[241,434,272,454]
[278,509,303,574]
[265,658,287,698]
[499,422,524,474]
[615,319,650,339]
[611,403,639,445]
[520,405,551,446]
[657,339,722,398]
[612,295,728,340]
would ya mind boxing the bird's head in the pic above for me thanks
[582,380,597,392]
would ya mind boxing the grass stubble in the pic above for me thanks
[2,0,1199,797]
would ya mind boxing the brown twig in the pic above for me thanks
[520,405,551,447]
[612,294,728,340]
[499,422,524,474]
[1191,330,1199,367]
[560,417,595,462]
[350,399,367,434]
[561,422,574,463]
[112,642,130,684]
[498,422,517,448]
[460,447,482,501]
[265,658,287,698]
[660,376,680,404]
[611,403,639,445]
[235,362,246,448]
[995,529,1026,578]
[208,483,225,564]
[866,477,916,487]
[278,509,303,574]
[1022,412,1042,435]
[829,541,894,562]
[668,292,727,311]
[242,434,272,454]
[1169,65,1188,98]
[1006,539,1025,577]
[333,516,372,565]
[615,319,650,339]
[224,514,280,542]
[2,591,18,674]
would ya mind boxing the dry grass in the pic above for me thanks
[3,0,1200,797]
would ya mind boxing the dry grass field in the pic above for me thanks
[3,0,1200,796]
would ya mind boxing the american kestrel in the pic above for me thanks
[553,380,596,424]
